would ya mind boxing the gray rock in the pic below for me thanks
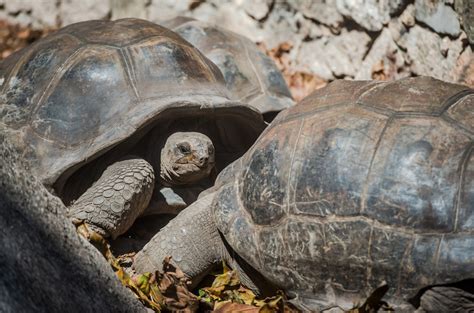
[398,25,464,82]
[415,0,461,36]
[242,0,272,20]
[297,29,371,79]
[150,1,266,43]
[455,0,474,44]
[298,16,334,40]
[326,29,371,77]
[111,0,148,20]
[400,4,416,28]
[59,0,110,26]
[0,132,145,313]
[336,0,391,31]
[388,0,409,15]
[147,0,194,22]
[296,39,335,80]
[261,5,306,49]
[3,0,58,28]
[355,28,408,80]
[289,0,343,28]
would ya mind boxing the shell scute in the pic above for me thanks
[240,119,301,225]
[1,34,82,127]
[289,106,388,217]
[436,235,474,282]
[368,227,412,296]
[126,39,227,100]
[445,93,474,134]
[167,18,294,116]
[32,46,133,146]
[358,76,469,115]
[365,117,471,232]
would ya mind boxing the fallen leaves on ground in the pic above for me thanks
[198,262,299,312]
[75,222,194,312]
[112,253,199,312]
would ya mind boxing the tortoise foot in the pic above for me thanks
[69,158,155,239]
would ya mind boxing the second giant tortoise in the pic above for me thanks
[0,18,266,239]
[135,77,474,311]
[163,17,295,121]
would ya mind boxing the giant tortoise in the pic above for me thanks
[0,18,266,239]
[134,77,474,311]
[163,17,294,122]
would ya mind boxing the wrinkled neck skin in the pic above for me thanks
[133,190,276,296]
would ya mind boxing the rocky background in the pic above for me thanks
[0,0,473,100]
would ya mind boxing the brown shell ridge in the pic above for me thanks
[236,181,266,271]
[287,119,305,212]
[118,48,140,100]
[356,101,395,117]
[440,88,474,114]
[359,116,395,214]
[441,90,474,137]
[365,223,376,292]
[441,114,474,138]
[395,235,415,295]
[188,44,222,85]
[432,233,444,281]
[286,214,473,236]
[123,35,221,89]
[272,102,353,129]
[242,35,266,97]
[30,45,86,119]
[453,142,473,232]
[121,33,182,49]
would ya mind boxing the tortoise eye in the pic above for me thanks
[177,143,191,154]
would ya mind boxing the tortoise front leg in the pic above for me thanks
[68,158,155,240]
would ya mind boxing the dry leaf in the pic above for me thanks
[214,302,260,313]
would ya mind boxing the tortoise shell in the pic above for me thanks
[163,17,294,121]
[213,77,474,309]
[0,18,265,195]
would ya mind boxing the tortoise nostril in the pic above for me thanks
[199,156,208,165]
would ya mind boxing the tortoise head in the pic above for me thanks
[159,132,215,186]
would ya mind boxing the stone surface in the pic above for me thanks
[261,4,305,48]
[2,0,58,28]
[355,28,408,80]
[400,4,416,27]
[297,29,371,79]
[59,0,110,26]
[455,0,474,43]
[415,0,461,36]
[452,41,474,87]
[289,0,343,28]
[242,0,272,21]
[111,0,148,20]
[398,25,464,82]
[336,0,391,31]
[0,132,145,313]
[147,0,194,22]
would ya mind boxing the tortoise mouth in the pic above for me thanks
[56,103,265,205]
